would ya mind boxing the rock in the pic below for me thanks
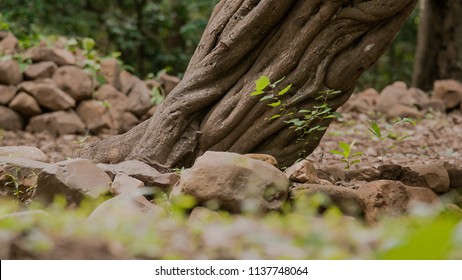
[0,106,23,130]
[0,85,16,105]
[345,167,381,182]
[126,77,151,116]
[52,66,94,101]
[404,163,450,194]
[76,100,115,133]
[443,162,462,191]
[378,164,403,180]
[357,180,410,223]
[86,194,163,224]
[291,184,364,216]
[0,32,19,55]
[0,60,23,85]
[0,146,48,162]
[97,160,179,190]
[316,166,346,183]
[406,186,440,209]
[8,92,42,117]
[100,58,121,90]
[93,84,130,111]
[20,81,76,111]
[27,111,85,135]
[170,151,290,213]
[24,61,58,80]
[376,85,422,118]
[408,87,430,108]
[111,173,144,195]
[188,206,221,224]
[420,99,446,112]
[285,160,320,183]
[35,158,112,204]
[0,156,52,202]
[112,111,139,133]
[433,79,462,109]
[341,88,379,114]
[119,70,137,94]
[30,47,76,66]
[159,73,180,95]
[243,153,278,167]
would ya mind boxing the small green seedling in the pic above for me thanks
[330,140,363,170]
[367,117,416,161]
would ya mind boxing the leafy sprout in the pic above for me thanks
[330,140,363,170]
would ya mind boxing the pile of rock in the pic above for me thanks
[0,32,180,135]
[341,80,462,118]
[1,148,460,224]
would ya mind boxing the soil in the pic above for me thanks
[1,110,461,170]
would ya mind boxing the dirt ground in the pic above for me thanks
[1,110,461,170]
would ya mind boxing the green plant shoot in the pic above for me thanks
[330,140,363,170]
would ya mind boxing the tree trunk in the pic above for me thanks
[82,0,417,171]
[412,0,462,91]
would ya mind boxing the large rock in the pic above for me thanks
[291,184,365,216]
[405,163,450,194]
[97,160,179,191]
[119,70,137,94]
[93,84,130,111]
[285,160,320,184]
[0,146,48,162]
[357,180,410,223]
[341,88,379,114]
[0,106,23,131]
[100,58,121,90]
[27,111,85,135]
[126,77,151,116]
[406,186,440,209]
[443,162,462,191]
[35,158,112,204]
[0,156,52,202]
[53,66,94,101]
[30,47,76,66]
[20,81,76,111]
[110,172,144,195]
[433,79,462,109]
[8,92,42,117]
[86,194,163,224]
[0,32,19,55]
[0,60,23,85]
[170,151,290,213]
[0,85,16,105]
[76,100,115,133]
[24,61,58,80]
[376,83,421,118]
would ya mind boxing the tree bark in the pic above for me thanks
[412,0,462,91]
[82,0,417,171]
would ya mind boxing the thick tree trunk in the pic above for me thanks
[82,0,417,170]
[412,0,462,91]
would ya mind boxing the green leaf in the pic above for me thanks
[271,76,285,88]
[251,90,265,96]
[278,84,292,96]
[82,38,95,52]
[339,142,350,153]
[368,121,382,138]
[298,109,311,113]
[268,100,282,107]
[255,76,271,91]
[352,152,363,157]
[270,114,281,120]
[330,150,344,156]
[351,159,361,165]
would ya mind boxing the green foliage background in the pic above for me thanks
[1,0,417,89]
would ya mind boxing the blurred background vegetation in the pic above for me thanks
[0,0,417,90]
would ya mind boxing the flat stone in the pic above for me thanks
[111,172,144,195]
[0,146,48,162]
[0,85,16,105]
[20,81,76,111]
[126,77,151,116]
[24,61,58,80]
[0,106,23,131]
[0,60,23,85]
[53,66,94,101]
[285,160,320,183]
[35,158,112,205]
[30,47,76,66]
[76,100,115,133]
[27,111,85,135]
[8,92,42,117]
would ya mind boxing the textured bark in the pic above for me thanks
[82,0,417,170]
[412,0,462,91]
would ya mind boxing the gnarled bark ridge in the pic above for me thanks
[82,0,417,170]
